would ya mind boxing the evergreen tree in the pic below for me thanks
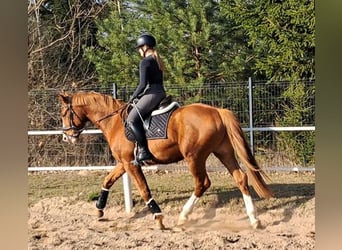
[220,0,315,81]
[137,0,219,103]
[276,80,315,166]
[85,0,253,103]
[220,0,315,165]
[84,2,142,92]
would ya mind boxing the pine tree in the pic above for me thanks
[84,0,252,103]
[220,0,315,81]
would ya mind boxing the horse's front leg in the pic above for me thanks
[126,163,165,230]
[96,162,126,218]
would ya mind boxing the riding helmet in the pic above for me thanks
[135,34,156,48]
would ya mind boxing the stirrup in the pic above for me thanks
[135,153,153,165]
[131,159,141,166]
[131,159,150,166]
[131,145,153,166]
[131,157,152,166]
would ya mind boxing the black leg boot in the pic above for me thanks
[128,121,153,162]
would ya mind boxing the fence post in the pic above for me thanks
[248,77,254,154]
[113,83,133,213]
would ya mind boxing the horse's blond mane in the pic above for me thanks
[72,91,123,110]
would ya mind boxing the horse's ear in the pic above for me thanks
[58,91,69,104]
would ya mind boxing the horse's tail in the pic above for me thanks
[218,108,274,199]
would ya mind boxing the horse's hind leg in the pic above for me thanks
[214,152,260,229]
[96,162,126,217]
[178,158,211,224]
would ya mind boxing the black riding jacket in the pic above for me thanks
[131,55,164,99]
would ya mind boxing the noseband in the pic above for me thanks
[62,97,84,138]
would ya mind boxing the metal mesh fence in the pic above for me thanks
[28,79,315,168]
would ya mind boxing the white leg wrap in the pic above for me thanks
[179,193,199,221]
[242,194,258,225]
[146,198,154,205]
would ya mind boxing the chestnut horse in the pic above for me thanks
[58,91,273,229]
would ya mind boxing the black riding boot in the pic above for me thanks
[128,121,153,162]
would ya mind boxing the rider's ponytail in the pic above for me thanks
[152,50,165,72]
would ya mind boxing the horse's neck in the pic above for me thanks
[83,100,123,135]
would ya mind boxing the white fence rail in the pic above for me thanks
[27,126,315,136]
[28,126,315,172]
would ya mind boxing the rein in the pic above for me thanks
[95,103,129,124]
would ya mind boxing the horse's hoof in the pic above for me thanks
[155,214,165,230]
[251,220,261,229]
[173,225,185,232]
[177,214,188,226]
[156,221,166,230]
[97,209,104,218]
[177,219,187,226]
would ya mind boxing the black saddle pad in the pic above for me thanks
[125,104,179,141]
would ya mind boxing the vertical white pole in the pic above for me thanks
[248,77,254,154]
[123,173,133,212]
[113,83,133,213]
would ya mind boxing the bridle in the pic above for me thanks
[61,97,85,139]
[61,95,130,139]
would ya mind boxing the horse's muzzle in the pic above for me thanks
[61,126,84,144]
[62,132,79,144]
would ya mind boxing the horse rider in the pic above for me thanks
[126,33,167,163]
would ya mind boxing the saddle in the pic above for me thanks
[125,96,180,141]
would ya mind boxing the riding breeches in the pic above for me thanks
[126,91,166,124]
